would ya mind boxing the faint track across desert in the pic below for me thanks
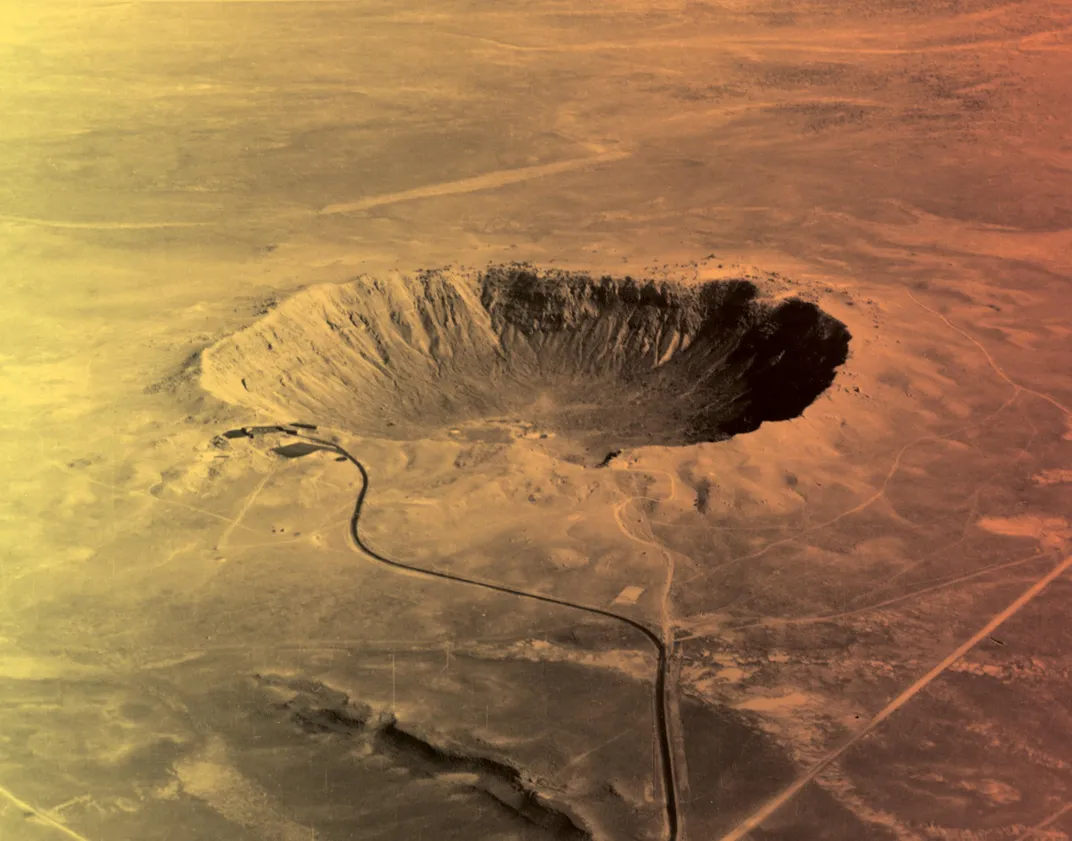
[609,467,691,820]
[0,783,94,841]
[1013,802,1072,840]
[416,20,1072,58]
[319,144,629,215]
[0,214,210,230]
[714,551,1072,841]
[718,549,1051,633]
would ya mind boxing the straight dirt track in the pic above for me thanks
[715,551,1072,841]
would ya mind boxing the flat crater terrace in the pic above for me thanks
[200,265,851,462]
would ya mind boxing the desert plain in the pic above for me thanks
[2,1,1072,840]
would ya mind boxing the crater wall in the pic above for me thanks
[200,265,851,454]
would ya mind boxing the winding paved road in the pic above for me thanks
[234,425,683,841]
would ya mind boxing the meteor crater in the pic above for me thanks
[200,265,851,460]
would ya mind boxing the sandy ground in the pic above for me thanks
[2,1,1071,840]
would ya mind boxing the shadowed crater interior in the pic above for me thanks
[201,265,851,460]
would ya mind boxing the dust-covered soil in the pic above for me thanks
[2,1,1071,840]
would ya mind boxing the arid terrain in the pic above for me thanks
[2,1,1071,840]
